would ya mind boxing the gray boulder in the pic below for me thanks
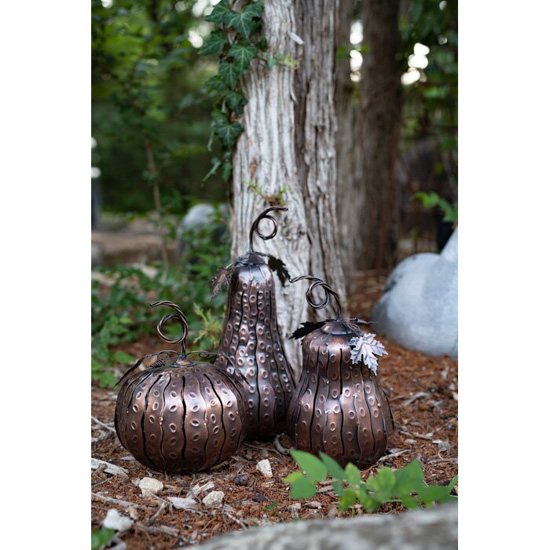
[371,229,458,358]
[176,203,229,258]
[197,504,457,550]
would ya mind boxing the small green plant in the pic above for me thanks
[413,191,458,223]
[284,450,457,512]
[265,499,279,517]
[92,316,135,388]
[91,527,115,550]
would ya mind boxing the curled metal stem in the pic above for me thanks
[151,300,189,357]
[290,275,343,318]
[248,206,287,252]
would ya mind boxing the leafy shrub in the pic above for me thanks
[91,213,230,386]
[284,450,457,512]
[413,191,458,223]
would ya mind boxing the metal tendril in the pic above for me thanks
[151,300,189,358]
[290,275,343,318]
[248,206,287,252]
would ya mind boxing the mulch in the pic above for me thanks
[91,270,458,549]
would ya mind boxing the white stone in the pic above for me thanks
[372,229,458,358]
[256,459,273,478]
[102,509,132,532]
[168,497,197,510]
[202,491,225,508]
[138,477,164,496]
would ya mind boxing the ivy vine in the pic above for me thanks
[200,0,267,183]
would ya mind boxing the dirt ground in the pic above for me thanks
[91,270,458,549]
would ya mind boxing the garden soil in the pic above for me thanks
[91,270,458,549]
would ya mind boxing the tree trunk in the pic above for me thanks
[356,0,402,271]
[335,0,358,285]
[231,0,346,376]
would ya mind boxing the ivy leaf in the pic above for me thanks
[344,463,362,486]
[339,489,357,511]
[91,528,116,550]
[199,29,226,56]
[290,449,327,483]
[417,485,454,507]
[205,75,229,94]
[221,159,233,182]
[204,0,233,25]
[319,452,346,481]
[214,119,244,148]
[226,2,263,38]
[225,90,248,116]
[290,475,318,499]
[400,496,421,510]
[290,321,326,340]
[228,43,257,73]
[283,471,303,484]
[219,61,242,89]
[267,255,290,286]
[357,487,381,511]
[393,459,424,494]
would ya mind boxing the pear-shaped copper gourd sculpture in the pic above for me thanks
[287,276,394,468]
[212,207,295,441]
[114,301,248,473]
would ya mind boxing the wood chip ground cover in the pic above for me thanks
[91,271,458,548]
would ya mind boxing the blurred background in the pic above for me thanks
[91,0,457,386]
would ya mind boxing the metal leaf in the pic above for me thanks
[267,255,291,286]
[349,334,388,374]
[290,321,327,340]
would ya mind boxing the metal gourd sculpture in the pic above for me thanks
[287,276,394,468]
[212,207,295,441]
[114,301,247,473]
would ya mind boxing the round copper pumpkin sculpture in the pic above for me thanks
[287,277,394,468]
[213,207,295,441]
[114,301,247,473]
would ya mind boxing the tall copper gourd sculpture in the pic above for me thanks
[114,301,248,473]
[287,276,394,468]
[212,207,295,441]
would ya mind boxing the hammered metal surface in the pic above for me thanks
[288,321,394,468]
[215,255,295,440]
[287,276,394,469]
[114,300,248,473]
[115,357,247,473]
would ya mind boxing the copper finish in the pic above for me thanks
[214,207,295,441]
[287,277,394,468]
[114,301,247,473]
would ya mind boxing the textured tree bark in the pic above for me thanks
[335,0,358,283]
[356,0,402,271]
[231,0,346,377]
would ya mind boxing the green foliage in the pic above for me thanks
[92,316,134,388]
[92,0,225,213]
[92,211,230,385]
[91,527,115,550]
[284,450,457,512]
[399,0,458,188]
[413,191,458,223]
[200,2,264,180]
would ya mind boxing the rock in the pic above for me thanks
[371,229,458,358]
[168,497,197,510]
[102,509,132,532]
[195,504,457,550]
[288,503,301,519]
[91,458,128,478]
[202,491,224,508]
[138,477,164,496]
[176,203,229,258]
[233,473,250,486]
[256,459,273,478]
